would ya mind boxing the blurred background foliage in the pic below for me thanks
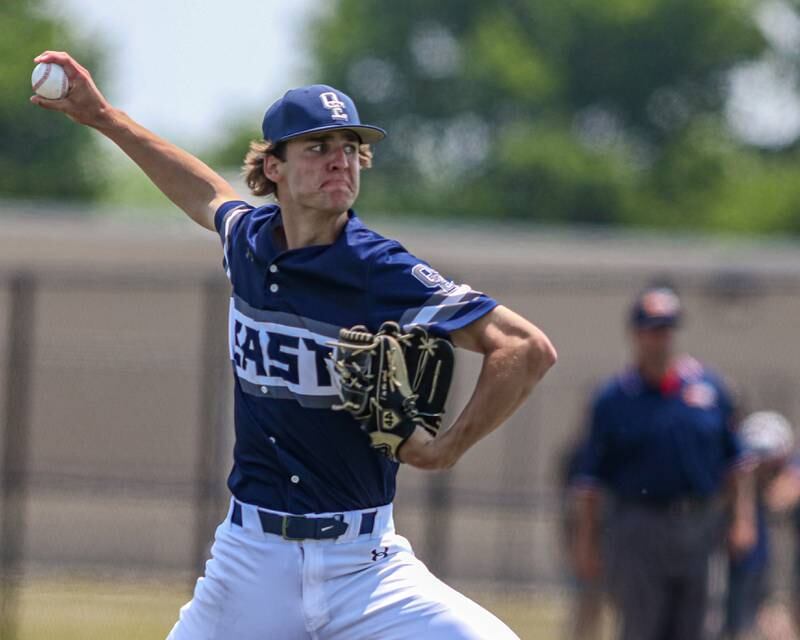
[8,0,800,234]
[1,0,103,200]
[299,0,800,233]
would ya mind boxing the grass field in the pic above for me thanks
[10,575,589,639]
[16,577,188,640]
[17,576,800,639]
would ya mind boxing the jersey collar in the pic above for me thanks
[261,207,363,261]
[619,355,704,398]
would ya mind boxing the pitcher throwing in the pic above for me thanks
[31,50,557,639]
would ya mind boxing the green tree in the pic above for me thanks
[299,0,800,232]
[0,0,103,202]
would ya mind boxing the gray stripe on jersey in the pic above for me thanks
[399,288,485,328]
[233,295,341,338]
[238,378,339,409]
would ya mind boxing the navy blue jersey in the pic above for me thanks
[214,201,498,513]
[576,356,744,501]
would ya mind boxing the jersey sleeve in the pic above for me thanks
[367,242,498,337]
[571,390,614,491]
[715,376,750,468]
[214,200,254,281]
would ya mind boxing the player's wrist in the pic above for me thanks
[399,428,462,470]
[397,426,440,469]
[92,105,130,135]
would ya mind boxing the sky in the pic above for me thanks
[726,0,800,148]
[53,0,323,147]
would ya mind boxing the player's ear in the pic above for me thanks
[263,154,283,183]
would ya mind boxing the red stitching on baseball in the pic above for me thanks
[33,64,51,92]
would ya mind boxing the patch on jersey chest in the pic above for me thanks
[682,382,717,409]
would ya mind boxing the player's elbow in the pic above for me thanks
[522,327,557,382]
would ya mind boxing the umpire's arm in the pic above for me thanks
[30,51,239,232]
[399,305,557,470]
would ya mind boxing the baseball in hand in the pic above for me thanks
[31,62,70,100]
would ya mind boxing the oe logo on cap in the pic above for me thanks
[319,92,349,122]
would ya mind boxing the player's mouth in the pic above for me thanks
[321,179,353,191]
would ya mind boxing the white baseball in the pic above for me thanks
[740,411,794,459]
[31,62,70,100]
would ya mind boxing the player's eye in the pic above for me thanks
[344,144,358,155]
[309,143,326,153]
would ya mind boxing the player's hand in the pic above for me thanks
[573,538,603,582]
[728,516,757,558]
[30,51,115,129]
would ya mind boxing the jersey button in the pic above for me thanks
[290,475,300,484]
[269,264,278,273]
[270,284,279,293]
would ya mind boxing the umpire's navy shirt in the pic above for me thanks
[576,357,744,501]
[214,201,498,514]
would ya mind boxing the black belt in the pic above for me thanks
[621,496,714,516]
[231,501,377,541]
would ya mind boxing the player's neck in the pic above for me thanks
[278,205,349,250]
[637,358,671,386]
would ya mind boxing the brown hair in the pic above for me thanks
[242,138,375,197]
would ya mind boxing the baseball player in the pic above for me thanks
[31,51,557,639]
[726,412,794,638]
[571,285,756,640]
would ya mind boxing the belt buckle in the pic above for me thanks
[669,499,692,516]
[281,515,306,541]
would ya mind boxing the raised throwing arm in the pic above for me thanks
[30,51,240,231]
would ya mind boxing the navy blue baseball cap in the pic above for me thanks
[629,286,682,329]
[261,84,386,145]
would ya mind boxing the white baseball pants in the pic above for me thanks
[166,499,518,640]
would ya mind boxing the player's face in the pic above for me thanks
[632,325,675,369]
[277,130,361,215]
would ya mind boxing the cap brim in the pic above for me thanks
[276,123,386,145]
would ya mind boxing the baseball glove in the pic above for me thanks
[332,321,455,461]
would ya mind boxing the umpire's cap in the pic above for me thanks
[629,286,682,329]
[262,85,386,145]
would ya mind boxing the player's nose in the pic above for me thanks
[328,145,351,170]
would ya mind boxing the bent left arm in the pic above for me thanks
[399,305,557,470]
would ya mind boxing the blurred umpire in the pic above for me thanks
[572,286,756,640]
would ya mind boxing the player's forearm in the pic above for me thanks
[95,108,238,231]
[728,465,757,556]
[425,328,555,469]
[573,490,603,579]
[574,490,600,546]
[730,465,756,527]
